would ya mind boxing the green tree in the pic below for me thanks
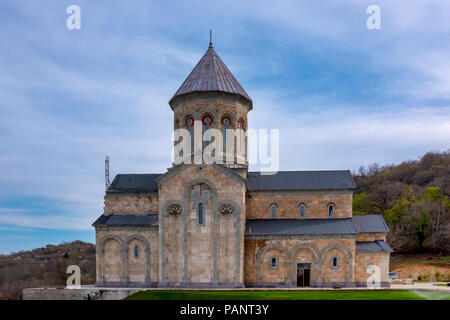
[424,186,441,202]
[353,192,367,215]
[423,186,450,251]
[413,211,429,250]
[383,198,411,225]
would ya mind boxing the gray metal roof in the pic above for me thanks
[92,213,158,227]
[352,215,389,233]
[356,240,392,252]
[108,170,355,193]
[245,218,358,235]
[169,44,252,104]
[247,170,356,191]
[108,174,160,193]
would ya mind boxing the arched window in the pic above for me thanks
[134,245,140,259]
[328,204,335,217]
[270,203,277,217]
[270,256,278,269]
[299,204,306,217]
[185,116,194,152]
[189,183,211,226]
[222,116,231,148]
[331,256,339,269]
[236,119,246,161]
[237,118,245,130]
[202,115,213,147]
[222,116,231,128]
[203,115,213,129]
[198,202,204,225]
[185,116,194,129]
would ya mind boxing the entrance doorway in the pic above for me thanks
[297,263,311,287]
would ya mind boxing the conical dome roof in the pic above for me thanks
[169,44,252,106]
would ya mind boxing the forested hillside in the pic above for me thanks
[352,150,450,253]
[0,241,95,299]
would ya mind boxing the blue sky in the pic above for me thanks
[0,0,449,253]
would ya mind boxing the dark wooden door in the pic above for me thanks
[297,263,311,287]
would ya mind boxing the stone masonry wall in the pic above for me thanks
[246,191,353,219]
[96,227,159,285]
[356,232,387,242]
[355,252,390,285]
[244,237,355,286]
[158,164,246,285]
[104,194,159,214]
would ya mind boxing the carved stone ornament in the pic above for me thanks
[219,204,234,215]
[167,204,182,215]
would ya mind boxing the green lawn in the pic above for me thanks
[125,289,450,300]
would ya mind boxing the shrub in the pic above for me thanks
[435,270,441,281]
[417,272,431,281]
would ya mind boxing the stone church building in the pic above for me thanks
[93,40,392,288]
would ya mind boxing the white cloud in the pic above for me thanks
[249,90,450,171]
